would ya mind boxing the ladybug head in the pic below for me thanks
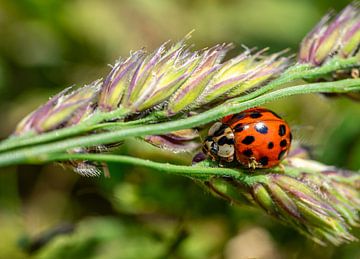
[202,122,235,163]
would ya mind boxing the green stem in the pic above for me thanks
[49,153,243,180]
[0,79,358,167]
[228,57,359,104]
[90,113,161,131]
[0,107,130,152]
[0,58,357,154]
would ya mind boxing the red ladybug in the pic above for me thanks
[202,107,292,169]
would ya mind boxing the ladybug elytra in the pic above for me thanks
[202,107,292,169]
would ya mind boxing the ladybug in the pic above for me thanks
[202,107,292,169]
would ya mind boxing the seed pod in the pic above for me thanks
[299,3,360,66]
[206,157,360,245]
[15,81,100,135]
[166,44,231,115]
[99,51,145,111]
[144,129,200,153]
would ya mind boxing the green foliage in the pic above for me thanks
[0,0,359,258]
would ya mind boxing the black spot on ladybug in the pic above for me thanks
[280,139,287,147]
[242,149,253,157]
[213,124,227,137]
[242,136,255,145]
[218,136,228,146]
[270,111,282,119]
[250,112,262,118]
[205,136,212,142]
[259,156,269,166]
[255,123,268,134]
[226,138,235,145]
[268,142,274,149]
[233,113,245,120]
[213,129,225,137]
[234,123,244,132]
[279,124,286,136]
[278,150,286,160]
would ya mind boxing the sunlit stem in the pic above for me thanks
[0,78,358,167]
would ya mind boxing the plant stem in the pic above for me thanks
[0,58,357,154]
[90,114,161,131]
[0,78,358,168]
[49,153,244,180]
[228,57,359,104]
[0,107,130,152]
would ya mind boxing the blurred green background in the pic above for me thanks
[0,0,359,258]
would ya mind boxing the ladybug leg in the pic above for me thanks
[248,157,260,170]
[208,153,217,161]
[351,68,359,78]
[218,157,232,167]
[278,163,286,172]
[224,156,234,163]
[218,160,226,168]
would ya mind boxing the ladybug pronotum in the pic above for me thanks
[202,107,292,169]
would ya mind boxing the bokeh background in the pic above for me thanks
[0,0,359,258]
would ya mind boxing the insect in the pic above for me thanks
[202,107,292,169]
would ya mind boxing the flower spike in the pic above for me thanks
[299,3,360,66]
[15,81,100,135]
[207,153,360,246]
